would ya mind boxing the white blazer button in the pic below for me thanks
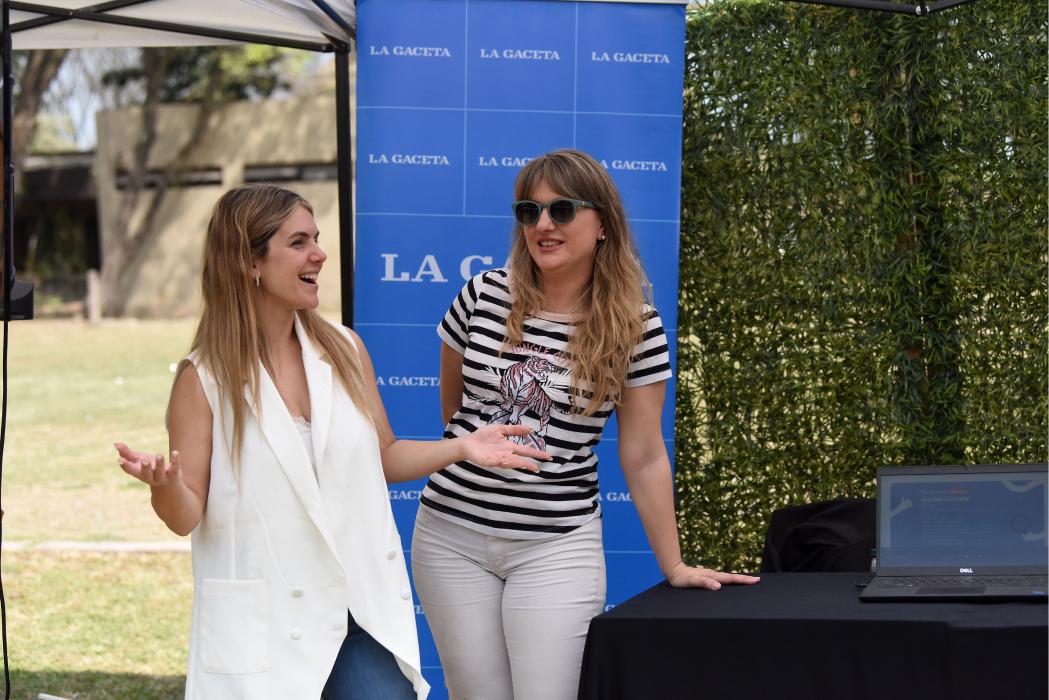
[387,550,397,560]
[291,588,304,598]
[400,588,411,600]
[290,628,303,640]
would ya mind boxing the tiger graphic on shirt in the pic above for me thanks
[486,343,568,451]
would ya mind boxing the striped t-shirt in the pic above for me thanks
[422,268,673,539]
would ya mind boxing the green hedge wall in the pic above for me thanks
[675,0,1047,571]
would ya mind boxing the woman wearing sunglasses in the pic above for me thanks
[412,149,759,700]
[113,184,549,700]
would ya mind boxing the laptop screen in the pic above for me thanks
[877,466,1048,572]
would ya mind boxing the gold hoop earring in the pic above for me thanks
[254,274,260,288]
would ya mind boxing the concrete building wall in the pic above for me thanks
[94,94,344,318]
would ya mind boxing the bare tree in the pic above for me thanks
[99,46,297,316]
[101,49,228,317]
[0,49,67,299]
[10,50,68,177]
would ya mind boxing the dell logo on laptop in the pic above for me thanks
[959,568,975,574]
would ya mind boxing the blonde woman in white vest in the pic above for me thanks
[114,183,549,700]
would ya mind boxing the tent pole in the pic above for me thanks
[0,0,9,686]
[335,48,353,328]
[3,0,14,314]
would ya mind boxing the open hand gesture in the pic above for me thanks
[115,442,182,487]
[459,424,551,472]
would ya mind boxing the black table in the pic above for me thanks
[579,572,1047,700]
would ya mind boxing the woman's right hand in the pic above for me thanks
[115,442,182,487]
[458,424,552,472]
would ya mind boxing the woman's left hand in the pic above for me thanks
[459,424,551,472]
[666,562,760,590]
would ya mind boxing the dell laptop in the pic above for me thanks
[860,463,1048,601]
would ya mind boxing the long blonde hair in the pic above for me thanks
[507,149,652,414]
[190,183,373,456]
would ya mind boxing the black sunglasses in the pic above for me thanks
[512,198,595,226]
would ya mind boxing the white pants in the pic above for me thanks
[411,507,606,700]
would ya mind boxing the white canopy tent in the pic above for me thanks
[2,0,358,322]
[9,0,354,50]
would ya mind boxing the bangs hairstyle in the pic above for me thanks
[189,183,374,459]
[506,149,652,414]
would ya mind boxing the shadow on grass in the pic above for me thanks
[10,670,183,700]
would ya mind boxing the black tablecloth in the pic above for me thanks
[578,572,1047,700]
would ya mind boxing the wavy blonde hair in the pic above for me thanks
[190,183,373,457]
[507,149,652,414]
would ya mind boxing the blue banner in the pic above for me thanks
[356,1,686,694]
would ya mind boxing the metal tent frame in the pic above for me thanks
[2,0,358,325]
[783,0,976,16]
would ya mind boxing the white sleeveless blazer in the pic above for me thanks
[184,314,428,699]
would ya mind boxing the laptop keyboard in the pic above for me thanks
[875,575,1048,588]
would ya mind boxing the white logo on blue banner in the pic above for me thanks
[357,1,685,694]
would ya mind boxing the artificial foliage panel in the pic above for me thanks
[676,0,1047,571]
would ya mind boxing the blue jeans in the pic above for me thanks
[321,611,417,700]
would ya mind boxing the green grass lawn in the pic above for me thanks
[5,319,196,544]
[3,319,198,699]
[5,550,190,700]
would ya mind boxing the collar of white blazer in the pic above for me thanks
[245,314,341,570]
